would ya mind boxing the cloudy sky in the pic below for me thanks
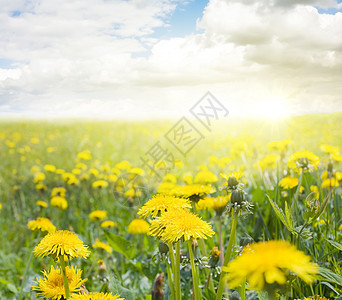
[0,0,342,119]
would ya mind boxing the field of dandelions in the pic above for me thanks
[0,114,341,300]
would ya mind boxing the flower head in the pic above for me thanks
[93,239,112,254]
[138,194,191,218]
[32,265,87,299]
[51,187,66,198]
[33,230,90,260]
[223,240,318,290]
[101,220,115,229]
[128,219,149,234]
[28,217,56,233]
[36,200,48,208]
[89,210,108,221]
[149,209,215,243]
[170,184,216,202]
[92,180,108,189]
[69,292,124,300]
[288,150,320,173]
[194,170,218,184]
[279,176,299,190]
[51,196,68,210]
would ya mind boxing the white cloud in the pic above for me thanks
[0,0,342,119]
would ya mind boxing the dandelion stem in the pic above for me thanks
[215,213,238,300]
[188,240,201,300]
[59,256,71,299]
[175,241,181,300]
[166,262,175,300]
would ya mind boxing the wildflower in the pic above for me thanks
[92,180,108,189]
[72,168,81,175]
[28,217,56,233]
[76,162,87,170]
[33,230,90,259]
[170,184,216,202]
[194,170,218,184]
[288,150,320,173]
[128,219,150,234]
[130,167,144,176]
[36,183,47,191]
[339,223,342,231]
[32,265,86,300]
[36,200,48,208]
[257,154,280,171]
[77,150,92,160]
[223,240,317,290]
[101,220,115,229]
[51,187,66,198]
[310,186,319,199]
[279,176,299,189]
[149,209,215,243]
[116,160,131,171]
[267,139,291,152]
[0,203,2,210]
[93,239,112,253]
[44,165,56,173]
[69,292,124,300]
[322,178,339,189]
[56,169,65,175]
[197,196,230,215]
[89,210,107,221]
[320,143,339,156]
[34,172,46,183]
[157,182,177,193]
[31,138,39,144]
[294,296,328,300]
[51,196,68,210]
[138,194,191,218]
[314,219,326,228]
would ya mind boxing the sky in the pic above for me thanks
[0,0,342,120]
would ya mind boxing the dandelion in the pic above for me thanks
[257,154,280,171]
[92,180,108,188]
[170,184,216,202]
[223,240,318,291]
[32,265,86,300]
[194,170,218,184]
[89,210,108,221]
[77,150,92,160]
[44,164,56,173]
[69,292,124,300]
[288,150,320,173]
[51,187,66,198]
[138,194,191,218]
[320,143,339,156]
[34,172,46,183]
[93,239,112,254]
[28,217,56,233]
[128,219,149,234]
[36,183,47,191]
[33,230,90,259]
[279,176,299,189]
[295,296,329,300]
[101,220,115,229]
[267,139,291,152]
[36,200,48,208]
[149,209,215,243]
[51,196,68,210]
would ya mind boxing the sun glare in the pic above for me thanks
[254,97,289,121]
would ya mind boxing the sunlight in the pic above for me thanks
[254,97,290,121]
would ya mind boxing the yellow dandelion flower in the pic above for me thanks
[339,223,342,231]
[32,265,86,300]
[310,186,319,199]
[320,143,339,156]
[220,171,244,181]
[223,240,318,290]
[128,219,150,234]
[28,217,56,233]
[34,172,46,183]
[130,167,144,176]
[89,210,108,221]
[0,203,2,210]
[101,220,115,229]
[194,170,218,184]
[77,150,92,160]
[56,169,65,175]
[36,183,47,191]
[44,164,56,173]
[124,188,135,197]
[92,180,109,189]
[149,209,215,243]
[288,150,320,173]
[51,187,66,198]
[33,230,90,259]
[157,182,177,194]
[196,197,215,210]
[138,194,191,218]
[93,239,112,254]
[295,296,329,300]
[69,292,124,300]
[322,178,339,189]
[279,176,299,189]
[116,160,131,171]
[257,154,280,171]
[36,200,48,208]
[51,196,68,210]
[267,139,291,152]
[170,184,216,202]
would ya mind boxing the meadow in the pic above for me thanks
[0,113,341,300]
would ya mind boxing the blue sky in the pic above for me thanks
[0,0,342,119]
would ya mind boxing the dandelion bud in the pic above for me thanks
[231,190,244,205]
[152,273,164,300]
[158,242,169,254]
[228,176,239,189]
[231,291,241,300]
